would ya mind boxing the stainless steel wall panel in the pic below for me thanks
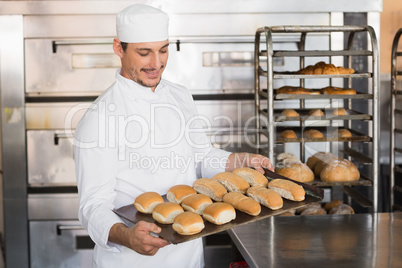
[28,194,79,220]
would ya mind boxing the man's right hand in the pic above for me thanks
[109,221,170,255]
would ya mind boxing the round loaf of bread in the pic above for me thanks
[276,86,320,95]
[304,129,324,138]
[329,203,355,215]
[222,192,261,216]
[280,130,297,139]
[320,86,356,95]
[320,159,360,182]
[246,186,283,210]
[308,109,324,116]
[300,207,327,216]
[306,152,327,171]
[324,199,343,212]
[268,179,305,201]
[275,161,314,183]
[202,202,236,225]
[313,153,340,177]
[193,178,227,202]
[172,211,205,235]
[134,192,164,214]
[281,109,299,117]
[233,167,268,187]
[181,194,213,215]
[152,202,184,224]
[332,129,352,138]
[296,202,322,214]
[167,185,197,204]
[212,172,250,194]
[277,152,301,164]
[332,108,347,115]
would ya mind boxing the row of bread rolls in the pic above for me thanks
[280,128,352,139]
[281,108,347,118]
[133,167,307,235]
[278,200,355,216]
[277,86,356,95]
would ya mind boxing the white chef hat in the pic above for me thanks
[116,4,169,43]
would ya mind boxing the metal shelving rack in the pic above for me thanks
[254,25,379,212]
[390,28,402,212]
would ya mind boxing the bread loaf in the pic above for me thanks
[296,202,322,214]
[246,186,283,210]
[152,202,184,224]
[268,179,305,201]
[202,202,236,225]
[277,152,301,164]
[193,178,227,201]
[275,161,314,183]
[304,129,324,138]
[306,152,327,171]
[277,210,296,216]
[332,129,352,138]
[181,194,213,214]
[324,199,343,212]
[172,211,205,235]
[134,192,164,214]
[296,61,355,75]
[280,130,297,139]
[167,185,196,204]
[233,167,268,187]
[320,159,360,182]
[281,109,299,117]
[320,86,356,95]
[313,152,339,177]
[308,109,324,116]
[329,204,355,215]
[277,86,320,95]
[222,192,261,216]
[332,108,347,115]
[300,207,327,216]
[213,172,250,194]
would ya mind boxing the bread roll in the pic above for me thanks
[281,109,299,117]
[193,178,227,202]
[134,192,164,214]
[324,199,343,212]
[277,152,301,163]
[320,86,356,95]
[277,86,320,95]
[303,129,324,138]
[212,172,250,194]
[167,185,197,204]
[275,161,314,183]
[296,202,322,214]
[172,211,205,235]
[308,109,324,116]
[246,186,283,210]
[306,152,327,171]
[300,207,327,216]
[280,130,297,139]
[233,167,268,187]
[268,179,305,201]
[313,152,339,177]
[332,108,347,116]
[329,204,355,215]
[277,209,296,216]
[320,159,360,182]
[202,202,236,225]
[152,202,184,224]
[222,192,261,216]
[181,194,213,214]
[296,61,355,75]
[332,129,352,138]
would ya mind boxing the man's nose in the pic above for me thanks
[149,53,162,68]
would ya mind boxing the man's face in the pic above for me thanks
[116,39,169,91]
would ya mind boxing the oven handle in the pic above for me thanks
[56,224,85,235]
[54,132,74,145]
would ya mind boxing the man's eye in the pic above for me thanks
[160,50,168,54]
[139,53,149,57]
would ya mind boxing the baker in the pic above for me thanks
[74,4,273,267]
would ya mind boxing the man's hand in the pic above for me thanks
[109,221,170,256]
[225,153,274,174]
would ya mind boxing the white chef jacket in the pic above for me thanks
[74,70,231,268]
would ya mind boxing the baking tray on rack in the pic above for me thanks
[113,170,324,245]
[268,108,372,122]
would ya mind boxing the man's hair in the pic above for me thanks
[121,41,128,52]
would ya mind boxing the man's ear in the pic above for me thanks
[113,38,124,58]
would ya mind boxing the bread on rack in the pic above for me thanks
[332,108,347,115]
[172,211,205,235]
[233,167,268,187]
[275,160,315,183]
[296,202,322,214]
[223,192,261,216]
[134,192,164,214]
[320,158,360,182]
[276,86,320,95]
[303,129,324,138]
[329,203,355,215]
[281,109,300,117]
[300,206,327,216]
[312,152,340,177]
[212,172,250,194]
[167,185,197,204]
[308,109,324,116]
[320,86,356,95]
[246,186,283,210]
[277,152,301,164]
[306,151,327,171]
[181,194,213,215]
[332,129,352,138]
[296,61,355,75]
[193,178,228,202]
[324,199,343,212]
[268,179,305,201]
[202,202,236,225]
[280,129,297,139]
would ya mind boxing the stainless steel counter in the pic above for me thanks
[228,212,402,268]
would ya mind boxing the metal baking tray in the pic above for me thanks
[266,108,372,122]
[113,170,323,245]
[259,89,373,100]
